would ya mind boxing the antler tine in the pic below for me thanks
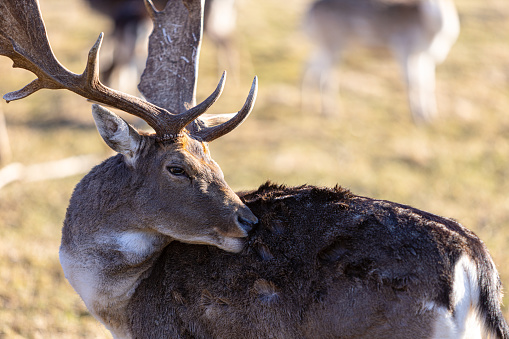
[0,0,193,139]
[195,76,258,142]
[80,33,177,136]
[178,71,226,132]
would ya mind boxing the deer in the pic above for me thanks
[85,0,238,93]
[1,0,507,339]
[302,0,460,122]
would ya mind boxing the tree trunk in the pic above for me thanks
[139,0,204,114]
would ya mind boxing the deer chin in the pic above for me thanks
[182,234,246,253]
[156,227,246,253]
[215,236,246,253]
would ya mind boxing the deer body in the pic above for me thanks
[128,183,508,338]
[303,0,460,121]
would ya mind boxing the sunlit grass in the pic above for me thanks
[1,0,508,337]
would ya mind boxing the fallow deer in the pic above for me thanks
[1,1,507,339]
[302,0,460,122]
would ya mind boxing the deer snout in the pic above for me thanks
[212,206,257,253]
[237,215,256,234]
[234,207,258,236]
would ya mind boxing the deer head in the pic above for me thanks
[0,0,258,253]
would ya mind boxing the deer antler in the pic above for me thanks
[196,76,258,142]
[0,0,256,141]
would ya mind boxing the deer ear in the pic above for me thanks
[91,104,142,159]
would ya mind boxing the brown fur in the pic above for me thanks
[128,182,509,339]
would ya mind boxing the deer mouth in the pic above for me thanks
[211,212,258,253]
[216,236,246,253]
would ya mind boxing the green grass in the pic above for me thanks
[1,0,509,337]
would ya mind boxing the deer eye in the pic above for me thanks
[167,166,187,177]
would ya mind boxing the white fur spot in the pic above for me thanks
[418,300,436,314]
[117,230,155,257]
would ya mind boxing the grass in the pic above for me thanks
[1,0,509,337]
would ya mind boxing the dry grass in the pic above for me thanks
[1,0,508,337]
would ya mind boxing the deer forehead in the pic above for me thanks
[162,135,219,171]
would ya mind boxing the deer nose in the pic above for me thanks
[236,215,257,234]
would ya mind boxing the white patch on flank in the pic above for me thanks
[452,256,480,336]
[430,304,457,339]
[430,255,484,339]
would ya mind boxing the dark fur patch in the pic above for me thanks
[252,279,280,304]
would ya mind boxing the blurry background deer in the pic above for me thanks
[0,108,10,165]
[301,0,460,122]
[85,0,239,94]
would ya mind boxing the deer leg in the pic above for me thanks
[398,50,438,123]
[420,0,460,65]
[301,48,340,116]
[110,21,145,95]
[100,19,147,95]
[215,37,241,85]
[0,108,11,165]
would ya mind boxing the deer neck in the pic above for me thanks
[59,155,171,338]
[60,226,170,338]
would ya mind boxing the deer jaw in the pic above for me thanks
[60,105,256,337]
